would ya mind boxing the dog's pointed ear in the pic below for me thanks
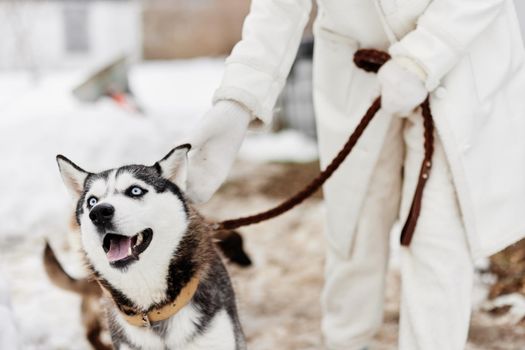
[56,155,90,198]
[155,144,191,191]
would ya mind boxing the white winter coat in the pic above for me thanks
[213,0,525,259]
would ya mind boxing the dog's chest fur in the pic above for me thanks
[111,304,236,350]
[105,259,244,350]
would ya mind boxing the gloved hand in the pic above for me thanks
[185,100,252,203]
[377,57,428,117]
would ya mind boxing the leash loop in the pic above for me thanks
[215,49,435,247]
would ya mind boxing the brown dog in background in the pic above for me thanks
[43,242,110,350]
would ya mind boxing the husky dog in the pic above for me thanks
[56,144,246,350]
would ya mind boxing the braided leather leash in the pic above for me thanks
[215,49,434,246]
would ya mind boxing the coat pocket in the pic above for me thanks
[313,27,359,112]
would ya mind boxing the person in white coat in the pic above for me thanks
[185,1,525,349]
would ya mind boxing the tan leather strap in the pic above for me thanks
[98,274,200,327]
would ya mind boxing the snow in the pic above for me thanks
[0,275,19,349]
[129,58,224,119]
[240,130,318,163]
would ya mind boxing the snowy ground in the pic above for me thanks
[0,59,523,349]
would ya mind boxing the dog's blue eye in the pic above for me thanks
[87,196,98,208]
[127,186,146,197]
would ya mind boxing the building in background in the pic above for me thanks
[0,0,523,71]
[142,0,250,59]
[0,0,141,71]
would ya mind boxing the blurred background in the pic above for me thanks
[0,1,524,349]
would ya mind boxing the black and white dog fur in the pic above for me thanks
[56,144,246,350]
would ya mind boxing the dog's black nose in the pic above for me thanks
[89,203,115,226]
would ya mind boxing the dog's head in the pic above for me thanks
[56,145,192,279]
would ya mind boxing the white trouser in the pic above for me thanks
[321,111,474,350]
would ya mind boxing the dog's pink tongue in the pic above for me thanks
[107,237,132,262]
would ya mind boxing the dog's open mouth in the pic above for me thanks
[102,228,153,265]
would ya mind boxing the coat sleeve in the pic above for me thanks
[213,0,313,125]
[389,0,507,90]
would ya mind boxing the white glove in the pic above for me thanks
[185,100,252,203]
[377,58,428,117]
